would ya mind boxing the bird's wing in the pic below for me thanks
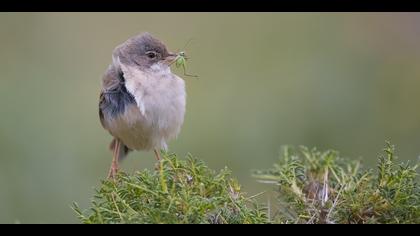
[98,91,107,130]
[98,63,136,131]
[99,65,119,131]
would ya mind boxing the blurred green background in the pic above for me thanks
[1,13,420,223]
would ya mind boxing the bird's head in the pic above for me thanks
[114,32,178,72]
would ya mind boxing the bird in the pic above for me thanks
[98,32,186,178]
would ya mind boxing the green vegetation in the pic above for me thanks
[254,142,419,224]
[74,143,419,224]
[73,153,267,224]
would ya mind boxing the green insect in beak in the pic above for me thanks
[170,38,198,78]
[175,51,187,68]
[174,51,198,78]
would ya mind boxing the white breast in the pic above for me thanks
[109,61,186,151]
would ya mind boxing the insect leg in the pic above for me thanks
[182,63,199,78]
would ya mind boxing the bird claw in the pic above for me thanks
[107,164,119,180]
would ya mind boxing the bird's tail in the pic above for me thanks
[109,138,131,162]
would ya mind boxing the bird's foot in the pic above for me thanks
[153,149,163,171]
[107,163,119,180]
[108,139,121,180]
[154,163,160,171]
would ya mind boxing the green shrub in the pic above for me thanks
[74,143,419,224]
[253,142,419,224]
[73,153,267,224]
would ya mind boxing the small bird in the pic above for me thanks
[99,32,186,178]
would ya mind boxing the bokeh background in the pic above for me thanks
[1,13,420,223]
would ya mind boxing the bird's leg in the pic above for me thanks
[153,149,162,171]
[108,139,121,179]
[153,149,162,161]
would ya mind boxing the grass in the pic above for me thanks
[74,142,419,224]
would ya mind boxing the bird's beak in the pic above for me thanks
[163,52,178,66]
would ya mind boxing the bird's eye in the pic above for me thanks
[146,51,157,59]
